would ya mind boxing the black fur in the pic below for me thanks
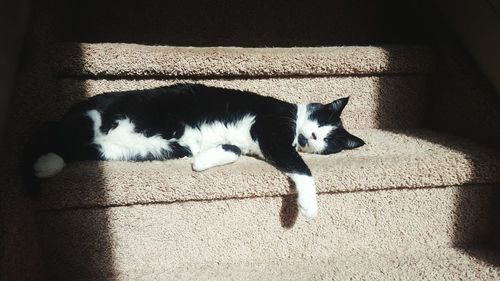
[222,144,242,156]
[22,83,364,195]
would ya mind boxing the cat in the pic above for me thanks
[23,83,365,219]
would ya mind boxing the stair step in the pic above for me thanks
[39,129,500,210]
[38,187,498,280]
[55,76,429,129]
[34,42,500,280]
[52,44,434,78]
[123,248,500,280]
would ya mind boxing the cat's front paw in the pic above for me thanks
[192,161,208,172]
[298,193,318,219]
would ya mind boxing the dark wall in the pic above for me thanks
[0,0,31,139]
[53,0,427,46]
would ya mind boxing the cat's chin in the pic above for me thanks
[297,146,317,154]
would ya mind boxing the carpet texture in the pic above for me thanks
[3,6,500,278]
[31,42,500,279]
[38,185,499,280]
[53,44,434,78]
[123,248,500,281]
[0,0,500,280]
[39,129,500,210]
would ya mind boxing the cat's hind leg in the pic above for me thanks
[192,144,241,171]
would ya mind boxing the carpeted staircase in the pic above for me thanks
[31,43,500,279]
[3,1,500,280]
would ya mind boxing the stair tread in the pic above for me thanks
[39,129,500,210]
[53,43,434,77]
[135,248,500,281]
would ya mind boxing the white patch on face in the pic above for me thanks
[178,114,262,157]
[295,104,338,154]
[293,104,308,148]
[87,110,172,160]
[298,119,336,154]
[192,145,240,171]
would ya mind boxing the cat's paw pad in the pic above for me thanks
[298,196,318,220]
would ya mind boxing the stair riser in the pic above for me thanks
[54,76,428,129]
[37,185,497,279]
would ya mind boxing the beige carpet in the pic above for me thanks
[39,129,500,210]
[14,47,434,138]
[54,44,434,77]
[38,186,498,280]
[3,2,500,279]
[4,39,500,280]
[121,248,500,281]
[30,43,500,279]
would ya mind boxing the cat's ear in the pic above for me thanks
[329,97,349,115]
[340,130,365,149]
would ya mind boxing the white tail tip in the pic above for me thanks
[34,153,65,178]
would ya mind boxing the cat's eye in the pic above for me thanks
[311,133,317,140]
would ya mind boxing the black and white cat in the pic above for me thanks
[24,83,364,218]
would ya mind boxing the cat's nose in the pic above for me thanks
[298,134,308,147]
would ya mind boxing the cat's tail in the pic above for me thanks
[21,121,66,197]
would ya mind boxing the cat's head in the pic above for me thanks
[296,97,365,154]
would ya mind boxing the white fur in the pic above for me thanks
[178,114,262,158]
[34,153,65,178]
[192,145,240,171]
[299,120,334,153]
[296,105,337,154]
[293,104,308,148]
[287,173,318,219]
[87,110,172,160]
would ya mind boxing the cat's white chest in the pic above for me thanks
[178,115,262,157]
